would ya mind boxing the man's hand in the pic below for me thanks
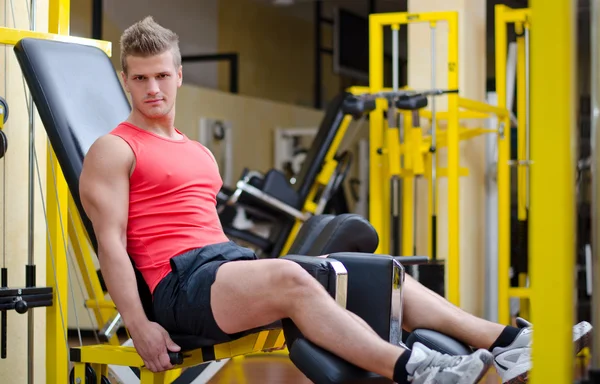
[129,321,181,372]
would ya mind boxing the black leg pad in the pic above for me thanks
[288,338,391,384]
[405,329,473,356]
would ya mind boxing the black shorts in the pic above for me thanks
[152,241,258,345]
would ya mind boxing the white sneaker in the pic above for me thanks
[407,342,494,384]
[492,319,593,384]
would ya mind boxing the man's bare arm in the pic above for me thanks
[79,134,147,329]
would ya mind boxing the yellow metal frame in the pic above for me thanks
[529,0,576,382]
[494,5,532,326]
[71,328,286,384]
[368,11,509,306]
[0,0,113,382]
[279,113,354,255]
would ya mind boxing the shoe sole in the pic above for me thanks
[460,353,494,384]
[502,322,592,384]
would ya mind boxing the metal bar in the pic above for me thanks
[46,1,71,382]
[591,0,600,373]
[370,11,459,26]
[369,14,388,254]
[91,0,102,39]
[446,12,460,306]
[516,25,527,221]
[235,181,309,221]
[529,0,575,383]
[391,24,401,256]
[494,3,511,327]
[525,25,531,210]
[314,0,322,108]
[458,97,509,117]
[0,26,111,54]
[430,22,437,261]
[181,53,237,62]
[27,2,37,383]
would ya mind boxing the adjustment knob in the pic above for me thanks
[15,300,28,314]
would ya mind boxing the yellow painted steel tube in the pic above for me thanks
[445,12,460,306]
[369,14,389,254]
[495,4,511,326]
[529,0,576,383]
[46,1,73,382]
[0,27,111,55]
[516,24,528,221]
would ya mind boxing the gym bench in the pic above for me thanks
[14,37,472,384]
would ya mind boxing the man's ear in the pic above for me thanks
[177,65,183,88]
[120,71,130,93]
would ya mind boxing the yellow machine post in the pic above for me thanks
[494,4,533,326]
[529,0,575,383]
[46,1,71,382]
[494,4,511,327]
[445,12,460,306]
[368,14,389,254]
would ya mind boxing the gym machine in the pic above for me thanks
[494,4,532,328]
[365,11,510,307]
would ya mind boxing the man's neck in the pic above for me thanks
[127,110,180,139]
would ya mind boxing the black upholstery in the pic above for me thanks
[405,329,472,356]
[326,252,398,341]
[287,214,335,254]
[306,214,379,256]
[14,38,131,249]
[289,339,390,384]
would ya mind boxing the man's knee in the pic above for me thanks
[269,260,322,310]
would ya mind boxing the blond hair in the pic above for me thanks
[120,16,181,74]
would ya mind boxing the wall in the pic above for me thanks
[0,0,50,382]
[217,0,342,108]
[71,0,220,89]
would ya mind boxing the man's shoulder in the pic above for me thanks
[85,133,135,166]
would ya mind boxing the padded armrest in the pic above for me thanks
[325,252,404,345]
[289,338,390,384]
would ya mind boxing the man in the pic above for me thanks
[79,16,591,384]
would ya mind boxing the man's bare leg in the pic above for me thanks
[401,274,505,349]
[211,259,404,380]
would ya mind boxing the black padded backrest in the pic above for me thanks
[293,92,350,202]
[307,214,379,256]
[14,38,131,248]
[11,39,160,319]
[287,214,335,255]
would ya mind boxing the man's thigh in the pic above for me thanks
[210,258,305,335]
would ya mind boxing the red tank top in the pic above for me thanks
[110,122,230,293]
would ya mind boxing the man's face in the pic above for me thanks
[121,49,182,120]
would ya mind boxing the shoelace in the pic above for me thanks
[426,349,465,370]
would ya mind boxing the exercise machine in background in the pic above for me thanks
[365,10,510,308]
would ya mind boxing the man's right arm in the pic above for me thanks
[79,135,179,372]
[79,134,147,329]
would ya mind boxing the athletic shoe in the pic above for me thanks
[406,342,494,384]
[492,318,593,384]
